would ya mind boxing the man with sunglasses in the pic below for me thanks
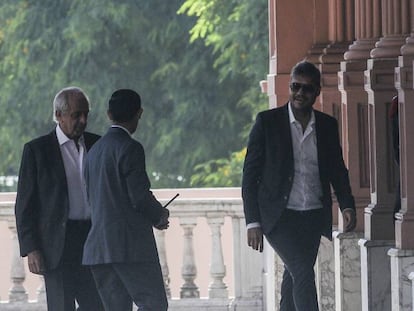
[242,60,356,311]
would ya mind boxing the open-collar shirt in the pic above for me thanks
[56,125,90,220]
[287,102,323,211]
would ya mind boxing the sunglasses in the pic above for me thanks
[289,82,317,93]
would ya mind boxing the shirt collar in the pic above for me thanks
[288,102,316,127]
[111,125,132,137]
[56,124,85,146]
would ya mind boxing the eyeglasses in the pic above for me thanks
[289,82,317,93]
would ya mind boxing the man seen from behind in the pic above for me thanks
[82,89,169,311]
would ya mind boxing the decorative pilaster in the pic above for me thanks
[318,43,350,117]
[394,0,414,251]
[389,9,414,305]
[364,58,399,240]
[338,60,371,220]
[339,0,379,233]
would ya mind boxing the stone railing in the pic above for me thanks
[0,189,264,311]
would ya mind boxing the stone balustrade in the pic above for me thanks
[0,189,374,311]
[0,189,264,311]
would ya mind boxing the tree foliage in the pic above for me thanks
[0,0,268,188]
[179,0,269,186]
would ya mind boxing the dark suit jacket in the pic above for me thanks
[82,127,164,265]
[242,104,355,238]
[15,130,100,270]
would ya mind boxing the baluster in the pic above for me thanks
[154,229,171,298]
[37,276,46,302]
[207,214,228,298]
[8,220,28,302]
[179,217,199,298]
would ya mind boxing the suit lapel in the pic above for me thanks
[278,104,294,163]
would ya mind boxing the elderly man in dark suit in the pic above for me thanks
[242,61,357,311]
[15,86,103,310]
[83,89,169,311]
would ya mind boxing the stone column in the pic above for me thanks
[361,0,409,310]
[394,0,414,251]
[363,57,399,310]
[364,0,406,237]
[334,231,363,311]
[337,1,380,310]
[389,3,414,309]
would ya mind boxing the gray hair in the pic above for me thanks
[52,86,90,123]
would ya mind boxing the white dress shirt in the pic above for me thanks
[56,125,90,220]
[287,103,323,211]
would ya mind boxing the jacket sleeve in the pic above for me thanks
[121,142,165,224]
[242,113,265,225]
[14,143,40,257]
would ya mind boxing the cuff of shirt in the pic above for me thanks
[246,222,261,230]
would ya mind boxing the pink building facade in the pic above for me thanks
[2,1,414,310]
[265,0,414,310]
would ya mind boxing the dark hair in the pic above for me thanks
[291,61,321,86]
[108,89,141,122]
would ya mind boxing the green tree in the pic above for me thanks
[179,0,269,187]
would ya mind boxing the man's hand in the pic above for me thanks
[343,209,357,232]
[247,227,264,252]
[154,208,170,230]
[27,250,45,275]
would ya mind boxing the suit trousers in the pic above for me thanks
[43,220,103,311]
[266,208,323,311]
[90,262,168,311]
